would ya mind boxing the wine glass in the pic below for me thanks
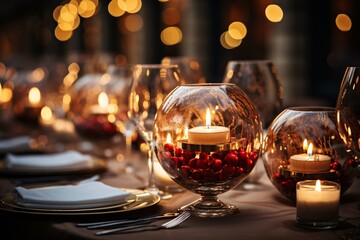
[128,64,181,198]
[336,66,360,172]
[161,56,206,84]
[222,60,283,128]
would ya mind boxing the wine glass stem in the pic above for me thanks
[125,135,132,155]
[147,141,158,191]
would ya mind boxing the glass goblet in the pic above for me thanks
[336,66,360,166]
[128,64,181,198]
[154,83,263,217]
[222,60,283,128]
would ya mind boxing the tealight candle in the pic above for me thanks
[188,108,230,144]
[14,87,44,122]
[296,180,340,229]
[289,140,331,172]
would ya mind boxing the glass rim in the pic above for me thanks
[133,64,179,69]
[296,180,340,188]
[227,60,273,64]
[181,83,235,87]
[286,106,335,112]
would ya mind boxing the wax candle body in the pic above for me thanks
[188,126,230,145]
[296,180,340,227]
[290,154,331,172]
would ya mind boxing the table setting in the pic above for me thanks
[0,59,359,240]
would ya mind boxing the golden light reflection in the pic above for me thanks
[30,68,45,83]
[108,0,126,17]
[29,87,41,105]
[62,94,71,113]
[265,4,284,22]
[78,0,97,18]
[224,31,242,48]
[98,92,109,108]
[336,14,352,32]
[228,21,247,40]
[54,26,73,41]
[161,26,183,45]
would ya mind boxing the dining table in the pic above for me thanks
[0,139,359,240]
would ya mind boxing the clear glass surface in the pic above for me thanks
[154,83,263,217]
[336,67,360,167]
[129,64,181,198]
[262,107,358,201]
[222,60,283,128]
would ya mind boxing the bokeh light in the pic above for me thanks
[161,26,183,45]
[265,4,284,22]
[336,13,352,32]
[228,21,247,40]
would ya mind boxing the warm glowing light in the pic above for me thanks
[0,87,13,103]
[220,31,232,49]
[78,0,97,18]
[228,21,247,40]
[265,4,284,22]
[336,14,352,32]
[41,106,53,121]
[125,0,142,13]
[166,133,172,144]
[161,27,183,45]
[315,179,321,192]
[108,0,125,17]
[30,68,45,83]
[206,108,211,127]
[307,143,313,156]
[98,92,109,108]
[28,87,41,105]
[303,139,308,152]
[68,62,80,74]
[224,31,242,48]
[54,26,73,41]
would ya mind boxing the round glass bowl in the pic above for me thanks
[262,107,358,201]
[154,83,263,217]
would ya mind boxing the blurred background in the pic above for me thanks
[0,0,359,106]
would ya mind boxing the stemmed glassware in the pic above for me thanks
[336,66,360,172]
[128,64,181,198]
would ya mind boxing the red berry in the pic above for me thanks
[222,165,235,177]
[349,159,358,168]
[183,150,196,160]
[180,165,191,177]
[238,150,248,162]
[197,159,208,169]
[248,151,258,160]
[203,170,215,180]
[189,158,199,168]
[199,152,209,161]
[164,143,175,155]
[224,153,238,165]
[245,159,253,169]
[161,151,172,161]
[234,167,244,177]
[191,169,203,180]
[331,161,342,171]
[175,147,183,157]
[211,158,223,171]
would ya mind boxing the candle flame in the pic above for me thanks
[315,179,321,192]
[303,139,308,151]
[28,87,41,104]
[98,92,108,108]
[307,143,313,156]
[206,108,211,129]
[166,133,172,144]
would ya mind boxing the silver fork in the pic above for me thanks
[95,211,191,236]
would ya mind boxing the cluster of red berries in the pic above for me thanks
[74,114,117,139]
[160,143,258,183]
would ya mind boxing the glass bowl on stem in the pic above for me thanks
[154,83,263,217]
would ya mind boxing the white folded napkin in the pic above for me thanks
[13,181,131,209]
[5,150,94,172]
[0,136,31,153]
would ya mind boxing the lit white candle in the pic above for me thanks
[90,92,110,114]
[289,141,331,172]
[188,108,230,144]
[28,87,42,107]
[296,180,340,228]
